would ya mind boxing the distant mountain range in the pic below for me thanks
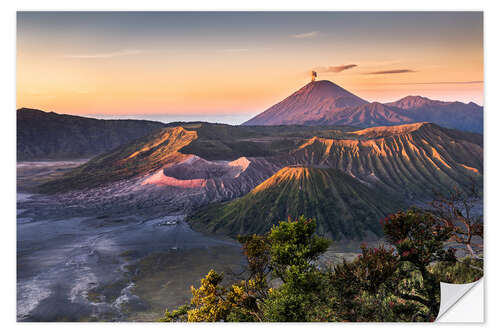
[18,79,483,162]
[17,108,166,161]
[36,121,482,240]
[17,83,483,240]
[243,80,483,133]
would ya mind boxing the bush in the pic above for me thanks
[160,210,482,322]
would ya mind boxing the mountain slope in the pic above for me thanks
[38,126,198,193]
[39,122,483,201]
[319,102,414,127]
[242,81,483,133]
[17,108,166,161]
[36,122,483,241]
[37,123,360,193]
[188,166,404,240]
[284,122,483,198]
[385,96,483,133]
[243,80,368,125]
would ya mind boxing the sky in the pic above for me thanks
[17,12,483,125]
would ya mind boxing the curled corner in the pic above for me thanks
[436,278,483,322]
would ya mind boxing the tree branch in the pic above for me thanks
[397,292,430,307]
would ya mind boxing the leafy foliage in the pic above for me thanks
[268,216,330,279]
[262,217,331,321]
[161,210,482,322]
[381,208,457,318]
[430,257,483,284]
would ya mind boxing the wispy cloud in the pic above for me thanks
[63,49,148,59]
[315,64,358,73]
[365,69,416,75]
[291,31,319,39]
[397,80,483,85]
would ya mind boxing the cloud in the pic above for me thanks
[63,49,148,59]
[399,80,483,85]
[291,31,319,39]
[315,64,358,73]
[365,69,416,75]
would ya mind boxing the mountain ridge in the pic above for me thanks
[242,80,483,133]
[188,166,404,240]
[34,121,483,240]
[17,108,167,161]
[37,126,198,193]
[39,122,482,201]
[283,121,482,197]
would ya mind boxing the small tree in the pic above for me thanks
[333,245,399,295]
[382,208,456,319]
[187,269,231,322]
[237,234,271,278]
[160,211,466,322]
[262,216,331,321]
[267,216,330,282]
[430,185,483,258]
[331,244,427,322]
[160,216,331,322]
[160,269,229,322]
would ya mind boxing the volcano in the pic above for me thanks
[36,120,482,239]
[242,80,368,126]
[242,80,483,133]
[188,166,403,240]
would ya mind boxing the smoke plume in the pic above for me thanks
[311,70,318,82]
[314,64,358,74]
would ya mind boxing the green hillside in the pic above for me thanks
[188,166,405,240]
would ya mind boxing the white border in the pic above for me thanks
[3,1,498,332]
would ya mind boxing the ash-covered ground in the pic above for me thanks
[17,161,244,321]
[16,160,364,322]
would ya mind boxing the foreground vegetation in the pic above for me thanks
[160,194,483,322]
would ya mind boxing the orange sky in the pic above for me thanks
[17,12,483,124]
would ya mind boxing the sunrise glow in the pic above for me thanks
[17,12,483,124]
